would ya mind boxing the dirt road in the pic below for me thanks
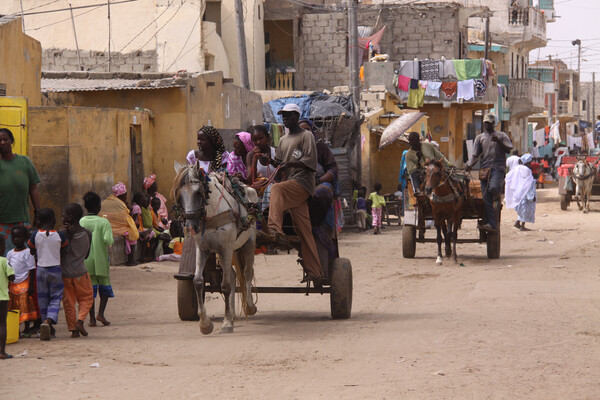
[2,186,600,399]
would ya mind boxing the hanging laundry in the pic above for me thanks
[440,60,457,79]
[453,59,482,81]
[420,59,439,81]
[425,81,442,98]
[407,87,425,109]
[399,61,419,79]
[550,121,561,143]
[397,74,411,91]
[457,79,475,101]
[409,78,419,90]
[587,132,595,149]
[544,126,550,145]
[474,79,486,97]
[440,82,457,99]
[534,128,545,146]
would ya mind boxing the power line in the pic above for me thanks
[166,13,200,70]
[26,4,104,32]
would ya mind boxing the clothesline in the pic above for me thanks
[393,58,497,108]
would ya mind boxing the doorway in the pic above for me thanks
[130,125,144,194]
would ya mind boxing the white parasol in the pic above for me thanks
[378,112,426,150]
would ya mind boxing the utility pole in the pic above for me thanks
[572,39,581,130]
[593,72,596,130]
[234,0,250,89]
[69,4,82,71]
[19,0,25,31]
[348,0,360,112]
[348,0,361,224]
[484,15,490,61]
[108,0,112,72]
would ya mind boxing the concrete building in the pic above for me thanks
[0,0,266,89]
[580,81,600,126]
[529,58,580,137]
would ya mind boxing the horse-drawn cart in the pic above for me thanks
[557,155,600,211]
[174,228,353,322]
[401,178,501,260]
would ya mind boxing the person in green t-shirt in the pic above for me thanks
[368,183,386,235]
[0,128,41,256]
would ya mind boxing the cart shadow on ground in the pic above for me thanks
[191,310,443,338]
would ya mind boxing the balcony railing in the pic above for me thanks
[266,71,295,91]
[508,6,546,45]
[558,100,576,116]
[509,78,545,114]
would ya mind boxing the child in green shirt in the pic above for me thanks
[368,183,386,235]
[0,236,16,359]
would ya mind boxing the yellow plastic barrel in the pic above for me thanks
[6,310,20,344]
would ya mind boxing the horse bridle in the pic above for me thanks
[573,161,595,180]
[179,167,211,221]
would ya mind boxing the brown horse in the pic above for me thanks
[424,160,466,265]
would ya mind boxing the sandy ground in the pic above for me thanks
[2,185,600,399]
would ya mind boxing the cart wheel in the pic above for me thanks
[330,258,352,319]
[560,194,568,210]
[402,225,416,258]
[486,226,501,259]
[177,279,199,321]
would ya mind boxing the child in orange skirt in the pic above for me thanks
[7,225,38,337]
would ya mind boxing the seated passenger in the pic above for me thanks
[224,131,253,180]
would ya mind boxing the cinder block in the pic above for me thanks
[361,92,378,101]
[62,49,77,58]
[370,85,386,92]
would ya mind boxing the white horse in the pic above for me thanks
[572,158,596,214]
[172,162,258,334]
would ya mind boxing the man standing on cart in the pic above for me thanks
[264,103,325,284]
[465,113,513,232]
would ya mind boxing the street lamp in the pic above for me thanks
[572,39,581,131]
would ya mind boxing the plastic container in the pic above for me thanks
[6,310,20,344]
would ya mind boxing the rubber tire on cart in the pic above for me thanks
[560,194,568,210]
[402,225,416,258]
[177,279,199,321]
[486,226,501,259]
[330,258,353,319]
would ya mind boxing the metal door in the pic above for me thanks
[0,97,28,155]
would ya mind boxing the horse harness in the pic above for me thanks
[429,167,465,205]
[573,162,596,181]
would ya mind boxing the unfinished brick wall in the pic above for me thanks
[297,4,462,91]
[42,48,158,72]
[300,12,349,91]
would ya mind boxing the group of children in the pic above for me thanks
[0,191,114,359]
[356,183,402,235]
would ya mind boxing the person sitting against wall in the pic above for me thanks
[101,183,140,266]
[143,174,169,228]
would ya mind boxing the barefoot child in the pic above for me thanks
[7,225,38,336]
[0,237,16,359]
[368,183,386,235]
[28,208,68,340]
[60,204,94,338]
[80,192,114,327]
[356,187,367,232]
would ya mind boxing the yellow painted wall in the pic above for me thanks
[42,71,262,205]
[0,17,41,106]
[29,106,151,218]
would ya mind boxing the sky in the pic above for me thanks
[532,0,600,82]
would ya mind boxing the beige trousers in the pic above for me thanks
[268,180,324,279]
